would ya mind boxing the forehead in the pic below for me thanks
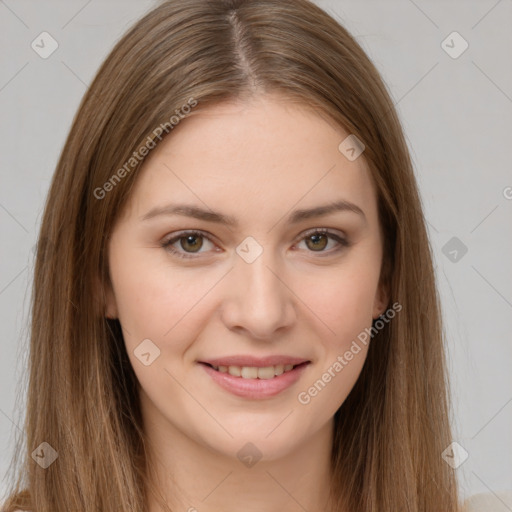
[121,94,379,227]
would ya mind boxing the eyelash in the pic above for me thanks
[160,228,350,260]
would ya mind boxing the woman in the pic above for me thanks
[2,0,466,510]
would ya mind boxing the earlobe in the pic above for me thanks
[94,275,118,319]
[372,281,390,319]
[104,283,118,319]
[105,290,118,319]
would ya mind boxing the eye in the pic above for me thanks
[294,228,349,255]
[161,228,350,259]
[161,230,216,259]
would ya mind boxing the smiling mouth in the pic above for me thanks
[200,361,309,379]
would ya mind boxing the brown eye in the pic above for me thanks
[179,234,203,253]
[161,230,216,259]
[305,232,329,251]
[296,228,349,255]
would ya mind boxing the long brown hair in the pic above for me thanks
[2,0,461,510]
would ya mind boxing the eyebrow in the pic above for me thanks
[140,199,366,226]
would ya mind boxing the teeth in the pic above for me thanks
[212,363,300,379]
[274,365,284,376]
[241,366,258,379]
[227,366,241,377]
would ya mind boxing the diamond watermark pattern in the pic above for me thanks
[441,31,469,59]
[236,236,263,264]
[237,442,263,468]
[442,236,468,263]
[31,31,59,59]
[31,442,58,468]
[134,338,161,366]
[338,134,365,161]
[441,441,469,469]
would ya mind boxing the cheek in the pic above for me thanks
[109,248,237,375]
[293,265,377,415]
[109,248,205,346]
[295,260,381,347]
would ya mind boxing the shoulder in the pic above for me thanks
[8,494,512,512]
[462,490,512,511]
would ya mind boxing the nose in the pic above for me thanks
[219,249,297,340]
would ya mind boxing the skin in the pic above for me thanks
[105,92,389,512]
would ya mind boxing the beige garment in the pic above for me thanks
[10,492,512,512]
[463,491,512,511]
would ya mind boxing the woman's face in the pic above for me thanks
[105,93,388,461]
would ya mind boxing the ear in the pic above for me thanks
[94,274,118,319]
[372,279,390,319]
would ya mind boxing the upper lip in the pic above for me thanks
[199,355,310,368]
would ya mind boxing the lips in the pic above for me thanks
[199,355,310,367]
[199,359,310,399]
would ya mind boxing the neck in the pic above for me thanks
[144,414,337,512]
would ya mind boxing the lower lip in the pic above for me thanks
[199,362,310,399]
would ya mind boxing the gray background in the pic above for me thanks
[1,0,511,503]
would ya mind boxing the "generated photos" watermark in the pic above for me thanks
[94,97,198,200]
[297,301,402,405]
